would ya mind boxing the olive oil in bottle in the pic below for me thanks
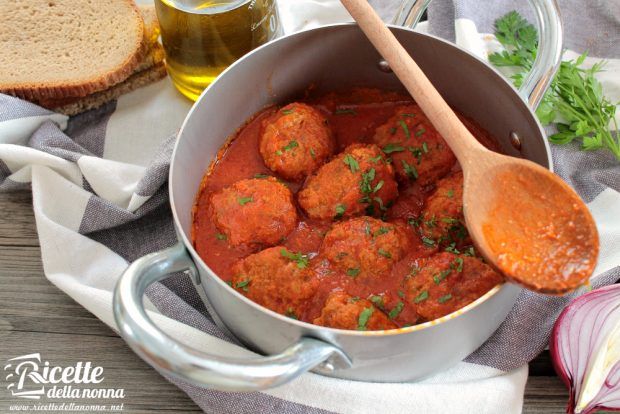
[155,0,281,100]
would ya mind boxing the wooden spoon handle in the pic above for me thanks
[340,0,486,162]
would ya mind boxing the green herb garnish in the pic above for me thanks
[347,268,361,278]
[334,204,346,219]
[215,233,227,240]
[282,140,299,152]
[414,290,429,303]
[451,257,464,272]
[398,120,410,139]
[446,189,454,198]
[422,237,436,247]
[238,196,253,205]
[254,173,270,179]
[357,307,374,330]
[369,295,384,309]
[343,154,360,173]
[373,180,384,193]
[281,109,294,114]
[280,249,309,269]
[373,226,391,237]
[388,301,404,319]
[383,143,405,154]
[310,148,316,158]
[438,294,453,304]
[433,269,452,285]
[235,279,251,292]
[489,11,619,161]
[402,159,418,181]
[377,248,392,259]
[415,128,426,137]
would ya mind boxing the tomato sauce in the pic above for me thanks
[482,166,599,294]
[192,88,500,326]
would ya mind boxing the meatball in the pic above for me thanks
[372,105,456,186]
[320,217,412,282]
[298,144,398,220]
[259,103,334,181]
[231,246,318,318]
[418,171,470,248]
[209,177,297,247]
[403,252,503,321]
[313,292,397,330]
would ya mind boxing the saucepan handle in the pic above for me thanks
[393,0,563,110]
[113,242,351,391]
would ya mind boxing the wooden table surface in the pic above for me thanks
[0,191,592,413]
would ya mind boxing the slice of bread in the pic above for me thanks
[0,0,145,101]
[48,62,167,116]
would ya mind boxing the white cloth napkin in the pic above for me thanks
[1,1,618,413]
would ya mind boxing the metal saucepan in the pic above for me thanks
[113,0,562,391]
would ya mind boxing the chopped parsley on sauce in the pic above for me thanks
[357,307,374,330]
[373,180,384,193]
[343,154,360,173]
[415,128,426,137]
[414,290,429,303]
[377,248,392,259]
[347,267,361,278]
[408,146,423,163]
[398,120,410,139]
[402,159,418,181]
[235,279,251,292]
[238,196,253,205]
[334,204,346,219]
[388,301,404,319]
[215,233,227,240]
[422,237,436,247]
[433,269,452,284]
[369,295,384,309]
[374,226,391,237]
[383,143,405,154]
[280,249,309,269]
[254,173,270,179]
[283,140,299,152]
[451,257,464,272]
[438,294,453,304]
[281,109,294,114]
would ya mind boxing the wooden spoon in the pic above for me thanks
[341,0,599,294]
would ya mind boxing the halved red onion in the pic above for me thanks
[550,283,620,414]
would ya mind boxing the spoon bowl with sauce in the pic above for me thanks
[341,0,599,294]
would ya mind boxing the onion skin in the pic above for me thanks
[550,284,620,414]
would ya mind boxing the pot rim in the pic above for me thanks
[170,22,550,338]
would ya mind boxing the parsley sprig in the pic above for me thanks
[489,11,619,161]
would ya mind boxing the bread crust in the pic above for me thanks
[1,0,146,101]
[48,62,167,116]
